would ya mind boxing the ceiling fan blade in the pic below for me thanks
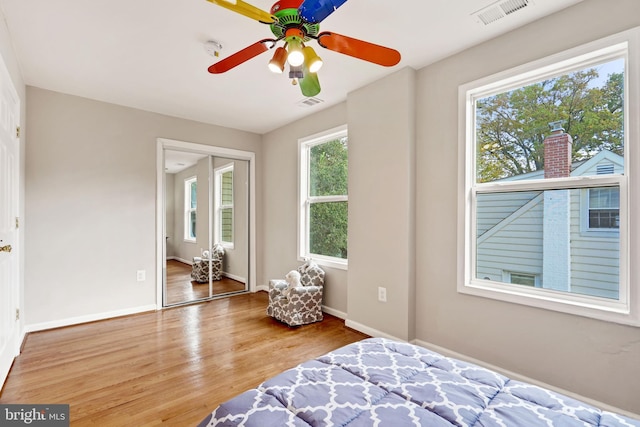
[208,39,275,74]
[298,0,348,24]
[205,0,277,23]
[317,32,401,67]
[300,71,321,97]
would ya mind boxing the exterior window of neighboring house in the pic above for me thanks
[299,125,348,269]
[458,29,640,325]
[507,272,538,288]
[185,176,197,242]
[588,187,620,229]
[215,164,234,248]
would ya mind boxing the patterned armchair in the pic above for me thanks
[191,244,225,283]
[267,260,325,326]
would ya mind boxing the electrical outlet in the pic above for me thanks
[378,286,387,303]
[137,270,146,282]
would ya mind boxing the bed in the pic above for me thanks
[197,338,640,426]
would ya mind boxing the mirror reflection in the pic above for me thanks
[164,150,249,305]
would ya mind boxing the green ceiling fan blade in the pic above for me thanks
[299,70,321,97]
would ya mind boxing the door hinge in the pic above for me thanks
[15,308,19,321]
[16,126,20,139]
[15,217,19,229]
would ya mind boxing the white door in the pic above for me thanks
[0,54,21,386]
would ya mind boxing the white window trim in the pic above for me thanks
[298,124,348,270]
[214,164,234,249]
[184,176,197,243]
[457,28,640,326]
[579,188,621,236]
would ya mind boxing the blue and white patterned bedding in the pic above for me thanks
[197,338,640,426]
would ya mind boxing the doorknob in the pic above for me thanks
[0,245,12,253]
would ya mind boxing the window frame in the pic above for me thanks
[586,187,620,230]
[184,176,197,243]
[298,124,348,270]
[214,164,234,249]
[457,28,640,326]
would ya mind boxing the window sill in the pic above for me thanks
[300,255,348,271]
[458,279,639,327]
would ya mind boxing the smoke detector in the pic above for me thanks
[204,40,223,58]
[472,0,533,25]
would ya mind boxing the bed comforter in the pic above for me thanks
[197,338,639,426]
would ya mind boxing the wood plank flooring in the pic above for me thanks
[0,292,368,426]
[165,260,246,305]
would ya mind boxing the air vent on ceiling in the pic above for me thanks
[296,97,324,108]
[473,0,532,26]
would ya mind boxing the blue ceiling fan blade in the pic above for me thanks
[298,0,348,24]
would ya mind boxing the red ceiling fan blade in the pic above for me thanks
[208,39,276,74]
[316,32,401,67]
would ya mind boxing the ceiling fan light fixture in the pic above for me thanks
[268,46,287,73]
[302,46,323,73]
[286,40,305,67]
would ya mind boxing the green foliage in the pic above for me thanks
[309,138,348,259]
[476,67,624,182]
[310,201,348,259]
[310,137,348,196]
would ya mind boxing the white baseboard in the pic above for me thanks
[411,339,640,420]
[344,319,405,342]
[25,305,158,333]
[223,272,246,283]
[255,285,268,292]
[322,306,347,320]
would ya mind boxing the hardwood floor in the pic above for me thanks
[165,259,246,305]
[0,292,368,426]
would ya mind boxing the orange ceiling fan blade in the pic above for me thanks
[208,39,276,74]
[316,32,401,67]
[205,0,277,23]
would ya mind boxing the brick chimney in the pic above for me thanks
[544,121,572,178]
[542,120,571,292]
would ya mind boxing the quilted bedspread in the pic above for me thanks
[197,338,640,426]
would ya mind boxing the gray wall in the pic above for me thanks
[24,87,262,326]
[346,67,416,341]
[260,0,640,414]
[415,0,640,414]
[10,0,640,415]
[261,102,349,312]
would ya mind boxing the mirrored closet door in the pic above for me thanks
[161,143,252,306]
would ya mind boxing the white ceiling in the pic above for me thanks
[0,0,582,134]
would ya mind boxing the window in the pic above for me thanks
[507,272,538,288]
[215,164,234,247]
[299,125,348,269]
[458,29,640,325]
[588,187,620,229]
[184,176,197,242]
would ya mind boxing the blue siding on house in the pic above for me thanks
[476,151,622,299]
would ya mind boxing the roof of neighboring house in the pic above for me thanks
[497,150,623,181]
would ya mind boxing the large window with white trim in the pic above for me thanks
[458,29,640,325]
[184,176,197,242]
[299,125,348,268]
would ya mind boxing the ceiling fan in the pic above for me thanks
[205,0,402,97]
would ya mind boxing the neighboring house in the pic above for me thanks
[477,143,623,300]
